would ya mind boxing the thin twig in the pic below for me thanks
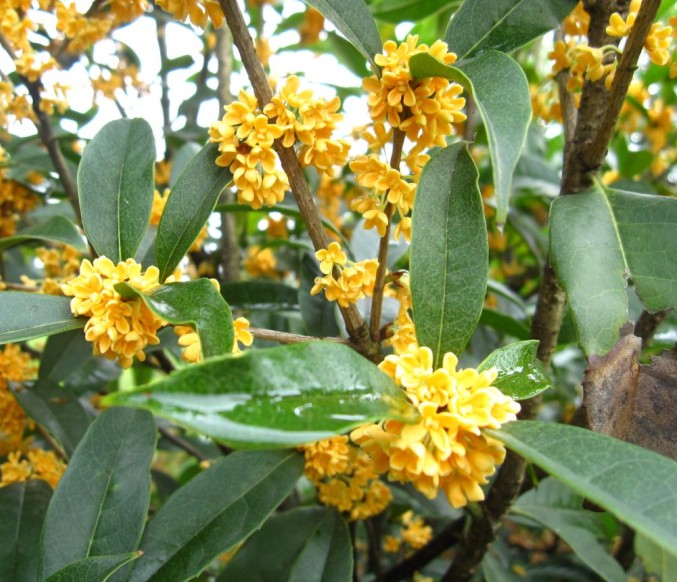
[36,423,68,461]
[158,425,209,462]
[156,18,172,148]
[250,326,354,347]
[217,0,375,355]
[369,128,406,343]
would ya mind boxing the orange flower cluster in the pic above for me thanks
[0,175,39,238]
[62,257,166,369]
[0,344,35,456]
[156,0,224,29]
[0,449,66,489]
[352,347,520,508]
[302,435,392,521]
[310,242,379,307]
[56,2,113,53]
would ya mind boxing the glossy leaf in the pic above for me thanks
[371,0,461,23]
[511,478,625,582]
[220,507,352,581]
[39,408,156,580]
[77,118,155,262]
[477,340,552,400]
[102,342,417,448]
[0,216,86,253]
[0,292,83,344]
[221,280,300,311]
[488,421,677,557]
[444,0,578,59]
[410,51,531,224]
[115,279,234,359]
[128,450,304,581]
[156,142,232,281]
[300,253,340,337]
[168,142,201,187]
[550,186,677,356]
[410,142,487,367]
[44,553,140,582]
[301,0,383,73]
[39,329,95,383]
[13,382,92,458]
[0,481,52,582]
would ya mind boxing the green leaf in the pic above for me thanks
[300,254,340,337]
[479,309,530,340]
[0,292,83,344]
[39,329,95,383]
[114,279,233,359]
[477,340,552,400]
[13,382,92,458]
[44,553,140,582]
[409,51,531,225]
[0,481,53,582]
[488,421,677,558]
[102,342,417,448]
[168,142,202,187]
[371,0,461,24]
[39,408,156,580]
[444,0,578,59]
[635,532,677,582]
[77,118,155,262]
[221,280,300,311]
[549,186,677,356]
[0,216,86,253]
[156,142,232,281]
[300,0,383,73]
[410,142,487,367]
[128,450,304,582]
[511,478,626,582]
[219,507,352,581]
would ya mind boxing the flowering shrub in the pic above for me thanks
[0,0,675,580]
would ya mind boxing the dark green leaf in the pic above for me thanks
[300,0,383,73]
[102,342,417,448]
[168,142,202,187]
[0,481,52,582]
[371,0,461,24]
[44,553,140,582]
[0,292,83,344]
[410,142,487,367]
[39,408,156,580]
[220,507,352,582]
[409,51,531,224]
[444,0,578,59]
[115,279,234,359]
[77,118,155,262]
[300,254,340,337]
[128,450,303,582]
[479,309,530,340]
[221,280,300,311]
[488,421,677,557]
[511,478,625,582]
[156,142,232,281]
[13,382,92,458]
[550,186,677,356]
[477,340,552,400]
[0,216,86,252]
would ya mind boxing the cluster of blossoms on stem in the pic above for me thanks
[0,344,36,456]
[351,347,520,509]
[156,0,223,29]
[301,435,392,521]
[174,314,253,363]
[0,173,39,238]
[350,35,466,243]
[1,449,66,489]
[209,76,350,209]
[243,246,278,279]
[383,511,433,553]
[310,242,379,308]
[61,257,167,369]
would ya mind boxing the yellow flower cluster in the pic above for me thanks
[56,2,113,53]
[363,35,466,151]
[0,82,35,127]
[549,40,618,91]
[310,242,379,307]
[156,0,224,29]
[0,449,66,489]
[150,189,207,252]
[302,435,392,521]
[0,176,39,238]
[174,310,252,363]
[243,246,277,278]
[37,244,81,279]
[351,347,520,508]
[61,257,166,369]
[299,7,325,45]
[0,344,36,456]
[384,272,417,355]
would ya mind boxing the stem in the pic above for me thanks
[369,128,406,343]
[156,19,172,147]
[158,426,209,462]
[217,0,374,355]
[250,326,355,348]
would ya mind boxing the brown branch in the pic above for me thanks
[158,425,209,462]
[369,128,406,342]
[217,0,375,355]
[250,326,356,348]
[36,423,68,461]
[156,19,172,145]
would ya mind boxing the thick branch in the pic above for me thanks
[217,0,374,354]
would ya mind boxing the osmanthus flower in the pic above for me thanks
[55,2,113,53]
[351,346,520,509]
[310,243,379,308]
[61,257,166,369]
[155,0,224,29]
[175,315,253,363]
[301,435,392,521]
[0,449,66,488]
[0,344,36,456]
